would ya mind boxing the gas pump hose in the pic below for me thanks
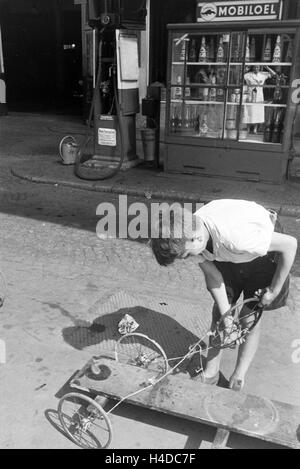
[74,33,125,180]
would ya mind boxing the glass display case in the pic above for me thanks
[165,21,300,182]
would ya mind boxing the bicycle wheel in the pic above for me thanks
[210,297,263,350]
[58,392,113,449]
[115,333,169,378]
[0,269,7,308]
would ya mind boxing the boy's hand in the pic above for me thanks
[218,314,246,347]
[255,287,277,308]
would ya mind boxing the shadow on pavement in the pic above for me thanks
[61,304,230,388]
[62,305,203,363]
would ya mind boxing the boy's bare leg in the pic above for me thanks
[204,342,223,378]
[204,303,224,378]
[229,305,261,390]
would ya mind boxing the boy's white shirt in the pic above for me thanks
[194,199,275,264]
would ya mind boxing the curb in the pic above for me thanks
[280,205,300,218]
[11,166,300,218]
[11,166,206,203]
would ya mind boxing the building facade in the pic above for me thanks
[1,0,300,181]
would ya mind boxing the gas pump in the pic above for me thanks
[75,0,147,180]
[0,24,7,116]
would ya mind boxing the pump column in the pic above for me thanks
[0,24,7,116]
[93,29,141,170]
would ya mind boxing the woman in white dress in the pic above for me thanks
[244,65,276,134]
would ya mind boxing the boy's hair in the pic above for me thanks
[150,206,196,266]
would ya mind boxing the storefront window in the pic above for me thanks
[168,30,294,145]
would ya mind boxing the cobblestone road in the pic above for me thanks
[0,154,299,449]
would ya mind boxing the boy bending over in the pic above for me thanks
[151,199,297,391]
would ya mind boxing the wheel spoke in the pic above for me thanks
[115,333,168,377]
[58,393,113,449]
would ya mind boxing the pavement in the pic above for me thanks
[0,111,300,449]
[2,112,300,217]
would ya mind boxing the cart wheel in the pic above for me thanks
[210,297,263,349]
[0,269,7,307]
[58,392,113,449]
[115,332,169,378]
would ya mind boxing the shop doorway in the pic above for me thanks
[60,9,83,114]
[149,0,195,86]
[1,0,82,115]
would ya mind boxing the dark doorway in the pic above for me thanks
[1,0,82,115]
[60,9,83,111]
[149,0,195,85]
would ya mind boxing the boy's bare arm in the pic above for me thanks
[263,232,298,306]
[199,261,231,316]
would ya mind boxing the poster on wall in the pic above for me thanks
[196,0,283,22]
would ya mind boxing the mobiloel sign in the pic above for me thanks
[196,1,283,22]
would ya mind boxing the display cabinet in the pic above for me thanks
[165,21,300,182]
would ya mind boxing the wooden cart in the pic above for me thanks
[57,331,300,450]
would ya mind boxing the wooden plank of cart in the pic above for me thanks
[57,351,300,450]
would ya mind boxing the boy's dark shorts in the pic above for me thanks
[214,255,290,310]
[214,214,290,310]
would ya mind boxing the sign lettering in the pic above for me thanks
[98,128,117,147]
[197,1,282,22]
